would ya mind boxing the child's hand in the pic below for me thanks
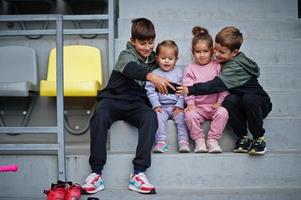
[212,103,220,109]
[172,107,183,117]
[176,86,189,95]
[154,106,163,113]
[147,73,175,94]
[185,104,195,112]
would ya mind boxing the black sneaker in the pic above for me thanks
[234,136,252,153]
[249,137,266,155]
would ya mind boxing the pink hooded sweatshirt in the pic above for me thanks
[183,60,229,111]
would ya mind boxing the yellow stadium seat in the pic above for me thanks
[40,45,103,96]
[40,45,103,135]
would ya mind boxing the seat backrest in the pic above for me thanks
[0,46,38,91]
[5,0,57,14]
[46,45,102,85]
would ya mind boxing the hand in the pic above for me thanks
[176,86,189,95]
[172,107,183,117]
[147,73,175,94]
[212,103,220,109]
[184,104,195,112]
[154,106,163,113]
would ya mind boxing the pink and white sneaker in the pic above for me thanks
[207,139,222,153]
[153,141,168,153]
[194,139,208,153]
[128,172,156,194]
[178,140,190,153]
[81,173,104,194]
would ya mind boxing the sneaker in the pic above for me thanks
[44,183,66,200]
[249,137,267,155]
[81,173,104,194]
[207,139,222,153]
[65,183,81,200]
[178,140,190,153]
[153,141,168,153]
[234,136,252,153]
[128,172,156,194]
[194,139,208,153]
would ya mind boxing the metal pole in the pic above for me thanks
[108,0,115,74]
[56,15,66,181]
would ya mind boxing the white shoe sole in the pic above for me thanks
[249,147,267,155]
[82,185,104,194]
[128,184,156,194]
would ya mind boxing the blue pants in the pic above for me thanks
[155,105,189,143]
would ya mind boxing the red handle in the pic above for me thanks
[0,165,18,172]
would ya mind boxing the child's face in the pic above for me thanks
[214,43,238,64]
[156,46,177,72]
[130,38,155,59]
[193,40,213,66]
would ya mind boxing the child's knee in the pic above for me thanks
[217,107,229,119]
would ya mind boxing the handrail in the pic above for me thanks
[0,0,115,181]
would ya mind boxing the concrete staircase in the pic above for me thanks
[0,0,301,199]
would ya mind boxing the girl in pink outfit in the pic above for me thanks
[183,26,229,153]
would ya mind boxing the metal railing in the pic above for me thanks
[0,0,115,181]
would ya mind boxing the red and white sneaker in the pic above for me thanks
[128,172,156,194]
[81,173,104,194]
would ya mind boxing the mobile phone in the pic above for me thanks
[155,82,181,94]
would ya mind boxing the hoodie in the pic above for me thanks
[97,42,158,102]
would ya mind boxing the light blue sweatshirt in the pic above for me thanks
[145,67,185,109]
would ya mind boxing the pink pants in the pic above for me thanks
[185,106,228,141]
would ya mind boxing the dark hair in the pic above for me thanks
[215,26,243,51]
[191,26,213,52]
[131,18,156,40]
[156,40,179,58]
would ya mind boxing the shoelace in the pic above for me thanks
[253,138,264,145]
[85,173,100,184]
[240,138,250,144]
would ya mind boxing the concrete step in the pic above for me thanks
[115,38,301,65]
[82,187,301,200]
[258,65,301,90]
[118,18,301,40]
[2,187,301,200]
[0,91,300,150]
[119,0,298,20]
[109,117,301,153]
[268,91,301,117]
[1,152,301,198]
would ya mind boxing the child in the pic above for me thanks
[183,26,229,153]
[81,18,174,195]
[145,40,190,153]
[177,26,272,155]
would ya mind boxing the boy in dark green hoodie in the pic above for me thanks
[177,26,272,155]
[82,18,173,195]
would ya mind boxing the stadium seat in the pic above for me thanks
[64,0,108,39]
[0,46,38,128]
[40,45,103,135]
[4,0,57,39]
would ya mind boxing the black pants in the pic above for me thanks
[89,98,158,174]
[222,93,272,139]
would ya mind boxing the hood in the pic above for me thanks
[233,52,260,77]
